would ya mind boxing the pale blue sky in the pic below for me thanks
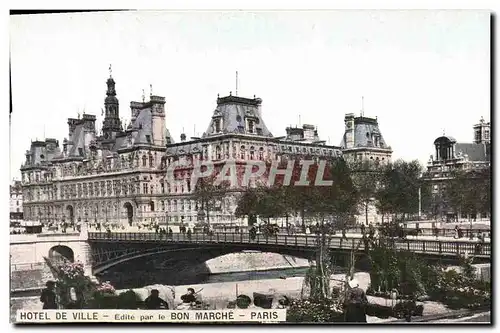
[9,10,490,179]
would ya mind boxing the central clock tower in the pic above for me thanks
[102,71,122,141]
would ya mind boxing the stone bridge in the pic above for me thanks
[87,231,491,275]
[10,232,93,277]
[10,230,491,279]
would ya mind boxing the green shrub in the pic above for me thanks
[116,290,142,309]
[287,298,344,323]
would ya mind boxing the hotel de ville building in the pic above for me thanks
[19,71,392,231]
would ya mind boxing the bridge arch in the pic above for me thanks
[48,245,75,263]
[91,244,319,275]
[123,202,134,226]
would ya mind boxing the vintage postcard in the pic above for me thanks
[9,9,491,324]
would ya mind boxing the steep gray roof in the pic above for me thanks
[202,95,273,138]
[22,139,62,168]
[455,142,490,162]
[68,124,85,157]
[340,116,390,149]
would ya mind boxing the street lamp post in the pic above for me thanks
[418,187,422,220]
[165,210,169,231]
[469,215,474,240]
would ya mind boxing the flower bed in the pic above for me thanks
[365,301,423,319]
[287,299,344,323]
[87,290,142,309]
[427,268,491,311]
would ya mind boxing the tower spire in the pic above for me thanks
[150,84,153,97]
[361,96,364,117]
[142,89,145,102]
[235,71,239,96]
[102,66,121,140]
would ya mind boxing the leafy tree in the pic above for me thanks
[350,160,383,225]
[234,187,261,226]
[442,167,491,221]
[376,160,424,222]
[192,173,230,226]
[255,186,287,224]
[235,156,359,301]
[419,180,437,219]
[234,185,287,226]
[475,167,491,216]
[294,158,359,301]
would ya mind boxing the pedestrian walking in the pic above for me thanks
[40,281,58,309]
[344,279,368,323]
[144,289,169,309]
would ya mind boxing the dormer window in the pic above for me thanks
[78,148,83,156]
[247,120,255,134]
[485,130,490,140]
[146,135,151,143]
[214,119,222,133]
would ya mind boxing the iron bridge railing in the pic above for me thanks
[88,232,491,258]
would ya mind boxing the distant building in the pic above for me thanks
[339,113,393,225]
[20,70,396,229]
[339,113,392,164]
[10,180,23,225]
[422,117,491,221]
[20,72,346,230]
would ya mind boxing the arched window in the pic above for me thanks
[150,201,155,212]
[240,146,246,160]
[142,155,147,167]
[149,154,154,167]
[259,147,264,160]
[250,146,255,160]
[216,145,222,160]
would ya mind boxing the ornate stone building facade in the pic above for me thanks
[21,73,363,230]
[10,180,23,224]
[339,113,393,225]
[339,113,392,163]
[422,117,491,221]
